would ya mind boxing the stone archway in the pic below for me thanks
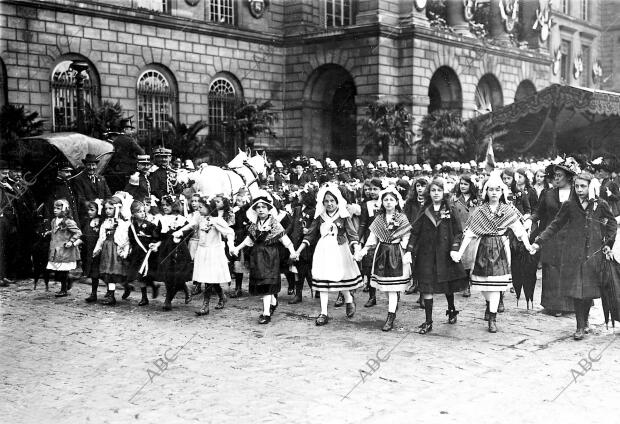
[302,64,357,160]
[514,79,537,102]
[475,73,504,113]
[428,66,463,115]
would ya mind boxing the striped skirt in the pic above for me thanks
[470,235,512,292]
[312,236,362,292]
[370,242,410,292]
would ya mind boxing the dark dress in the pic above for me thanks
[407,205,467,294]
[536,197,616,300]
[359,199,380,276]
[531,188,574,312]
[157,215,192,288]
[81,218,101,279]
[127,218,161,282]
[248,218,284,296]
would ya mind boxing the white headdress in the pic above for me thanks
[315,183,349,219]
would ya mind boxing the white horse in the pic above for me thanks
[177,150,269,200]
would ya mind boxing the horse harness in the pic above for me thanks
[226,161,260,196]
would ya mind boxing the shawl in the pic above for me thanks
[464,202,522,236]
[369,212,411,243]
[248,215,284,242]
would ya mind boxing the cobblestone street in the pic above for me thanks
[1,276,619,424]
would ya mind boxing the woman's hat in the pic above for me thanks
[553,156,581,176]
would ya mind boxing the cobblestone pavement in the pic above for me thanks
[1,275,619,424]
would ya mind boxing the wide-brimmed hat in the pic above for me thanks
[82,153,100,164]
[553,156,581,176]
[290,156,308,168]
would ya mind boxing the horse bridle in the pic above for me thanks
[227,161,261,189]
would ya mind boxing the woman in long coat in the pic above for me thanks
[407,177,468,334]
[532,172,616,340]
[530,160,579,315]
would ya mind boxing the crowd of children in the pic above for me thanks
[41,155,620,341]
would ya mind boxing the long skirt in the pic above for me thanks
[370,242,410,292]
[249,243,281,296]
[541,264,575,312]
[470,235,512,292]
[311,235,362,292]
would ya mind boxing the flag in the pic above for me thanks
[484,137,495,172]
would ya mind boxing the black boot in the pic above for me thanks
[289,281,303,304]
[583,299,592,334]
[446,308,459,324]
[229,274,243,298]
[122,284,132,300]
[488,312,497,333]
[102,290,116,306]
[498,292,505,313]
[573,298,585,340]
[364,287,377,307]
[195,290,210,316]
[419,298,433,334]
[484,301,490,321]
[286,272,295,295]
[334,291,345,307]
[85,279,98,303]
[346,293,356,318]
[362,278,370,293]
[214,285,227,310]
[382,312,396,331]
[138,287,149,306]
[55,279,68,297]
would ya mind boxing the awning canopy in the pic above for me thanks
[471,84,620,159]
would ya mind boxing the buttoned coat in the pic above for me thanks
[48,217,82,263]
[536,197,617,299]
[72,172,112,220]
[407,205,466,284]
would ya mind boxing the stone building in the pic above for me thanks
[0,0,613,162]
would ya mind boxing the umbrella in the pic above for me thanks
[470,84,620,158]
[600,258,620,328]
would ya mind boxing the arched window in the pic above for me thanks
[137,69,176,139]
[207,76,239,142]
[51,60,99,132]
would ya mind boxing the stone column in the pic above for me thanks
[445,0,470,35]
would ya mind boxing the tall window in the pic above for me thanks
[209,0,234,25]
[137,70,176,139]
[560,40,572,83]
[135,0,169,13]
[51,60,98,132]
[560,0,570,15]
[207,77,238,143]
[326,0,352,27]
[581,45,591,87]
[581,0,589,20]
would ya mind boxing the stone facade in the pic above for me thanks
[0,0,612,161]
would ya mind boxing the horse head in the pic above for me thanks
[228,149,249,169]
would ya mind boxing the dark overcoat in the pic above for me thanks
[406,205,466,284]
[530,187,567,265]
[72,172,112,221]
[536,197,617,299]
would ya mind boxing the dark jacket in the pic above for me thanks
[289,205,315,262]
[535,197,617,299]
[124,172,151,204]
[290,172,313,186]
[358,200,380,243]
[530,187,570,264]
[407,205,466,284]
[46,178,79,221]
[72,172,112,221]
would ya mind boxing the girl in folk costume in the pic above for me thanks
[530,159,580,316]
[47,199,82,298]
[293,184,363,326]
[83,200,103,303]
[156,195,193,311]
[174,196,234,316]
[451,171,534,333]
[188,193,202,296]
[230,189,252,298]
[357,186,412,331]
[231,191,296,324]
[127,200,161,306]
[93,196,131,306]
[403,177,429,299]
[532,172,616,340]
[450,173,479,298]
[407,178,468,334]
[358,178,383,307]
